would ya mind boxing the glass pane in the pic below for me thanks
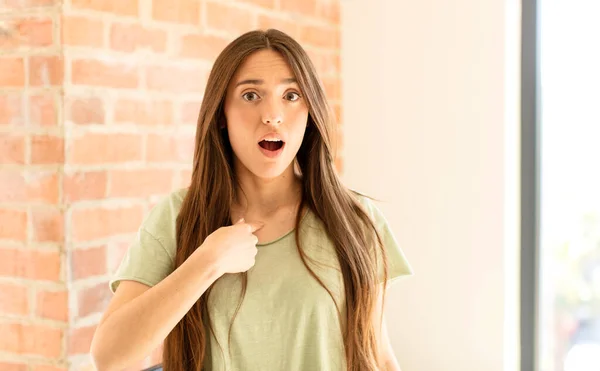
[539,1,600,370]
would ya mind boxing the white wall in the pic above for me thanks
[340,1,521,370]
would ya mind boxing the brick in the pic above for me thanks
[110,22,167,53]
[305,48,320,68]
[29,55,63,86]
[299,25,339,49]
[0,58,25,87]
[36,289,68,321]
[71,59,139,88]
[0,18,53,50]
[31,135,64,164]
[206,2,255,35]
[332,103,341,123]
[179,33,228,60]
[71,205,144,242]
[63,171,107,203]
[176,169,192,188]
[308,50,340,77]
[0,94,25,126]
[0,322,62,358]
[32,366,68,371]
[71,246,106,279]
[280,0,317,17]
[114,98,173,125]
[146,134,195,163]
[335,157,343,173]
[319,0,340,23]
[322,52,341,76]
[0,208,27,240]
[145,64,207,93]
[257,15,298,37]
[71,0,139,16]
[0,283,29,316]
[68,133,143,165]
[322,77,341,100]
[152,0,200,25]
[77,282,111,317]
[0,363,27,371]
[31,206,63,242]
[0,248,61,281]
[108,241,129,273]
[15,18,54,48]
[238,0,275,8]
[68,325,96,355]
[62,15,104,48]
[67,96,105,125]
[29,93,57,126]
[109,169,174,198]
[0,134,26,164]
[335,127,343,152]
[0,171,59,203]
[180,101,200,125]
[2,0,57,8]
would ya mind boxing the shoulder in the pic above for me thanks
[139,188,189,259]
[143,188,188,230]
[350,190,384,222]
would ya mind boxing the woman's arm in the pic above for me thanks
[374,283,403,371]
[91,220,261,371]
[90,247,222,371]
[380,314,402,371]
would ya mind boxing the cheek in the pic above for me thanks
[225,106,256,147]
[287,111,309,146]
[227,124,251,156]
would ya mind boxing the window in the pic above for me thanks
[523,1,600,370]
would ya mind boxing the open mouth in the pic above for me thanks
[258,140,284,151]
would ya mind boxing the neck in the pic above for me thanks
[233,160,302,217]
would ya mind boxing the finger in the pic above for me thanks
[247,222,265,233]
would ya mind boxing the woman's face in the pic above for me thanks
[223,49,309,180]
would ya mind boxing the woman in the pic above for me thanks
[90,29,412,371]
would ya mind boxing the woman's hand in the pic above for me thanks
[201,218,264,275]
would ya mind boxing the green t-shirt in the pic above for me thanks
[110,188,413,371]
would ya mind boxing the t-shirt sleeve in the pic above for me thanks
[358,195,414,284]
[109,228,175,293]
[108,190,183,293]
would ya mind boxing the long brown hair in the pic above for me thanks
[163,29,390,371]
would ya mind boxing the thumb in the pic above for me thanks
[247,222,265,233]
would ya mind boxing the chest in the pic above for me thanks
[254,216,297,244]
[231,207,300,245]
[207,221,347,322]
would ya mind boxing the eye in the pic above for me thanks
[242,92,260,102]
[285,92,301,102]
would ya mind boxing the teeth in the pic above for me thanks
[262,138,282,142]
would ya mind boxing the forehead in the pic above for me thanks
[231,49,295,82]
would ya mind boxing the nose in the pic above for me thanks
[261,100,283,126]
[262,116,282,125]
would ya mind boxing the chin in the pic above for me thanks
[250,165,290,180]
[233,150,298,180]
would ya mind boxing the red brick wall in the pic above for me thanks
[1,1,68,371]
[0,0,341,370]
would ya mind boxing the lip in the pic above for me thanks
[258,132,285,142]
[257,132,285,159]
[258,142,285,158]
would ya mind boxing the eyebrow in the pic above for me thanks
[234,78,297,88]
